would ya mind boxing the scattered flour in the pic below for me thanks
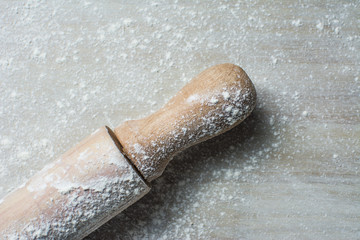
[1,128,150,239]
[222,91,230,100]
[0,0,359,239]
[186,94,200,103]
[291,19,302,27]
[209,97,219,104]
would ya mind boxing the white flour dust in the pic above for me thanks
[0,0,359,239]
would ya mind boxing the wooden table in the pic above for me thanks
[0,1,359,239]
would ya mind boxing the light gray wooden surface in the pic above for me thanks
[0,1,359,239]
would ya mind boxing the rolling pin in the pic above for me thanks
[0,63,256,239]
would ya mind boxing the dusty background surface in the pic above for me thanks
[0,0,359,239]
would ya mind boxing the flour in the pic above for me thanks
[0,0,359,239]
[225,105,233,112]
[26,178,47,193]
[1,127,150,239]
[222,91,230,100]
[0,138,12,149]
[209,97,219,105]
[186,94,200,103]
[120,65,257,182]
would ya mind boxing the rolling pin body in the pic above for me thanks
[0,127,150,239]
[0,64,256,239]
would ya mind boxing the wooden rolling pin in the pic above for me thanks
[0,63,256,239]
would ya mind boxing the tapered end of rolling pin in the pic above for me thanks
[115,63,257,182]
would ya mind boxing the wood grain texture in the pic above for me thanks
[0,127,150,239]
[0,0,359,239]
[115,64,256,181]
